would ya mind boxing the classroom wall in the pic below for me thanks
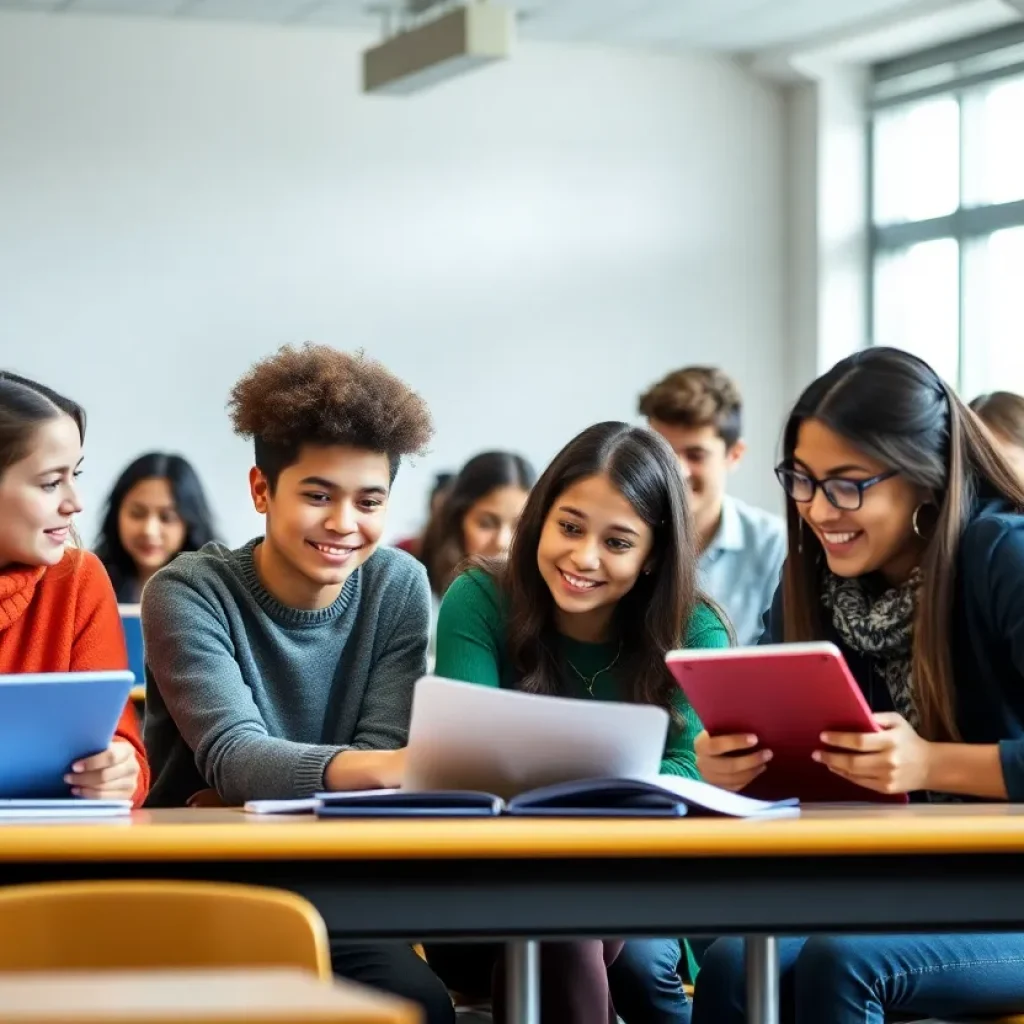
[0,10,787,545]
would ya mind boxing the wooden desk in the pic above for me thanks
[0,967,419,1023]
[4,807,1024,1024]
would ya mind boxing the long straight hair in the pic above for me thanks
[487,421,705,716]
[94,452,217,600]
[781,348,1024,741]
[420,451,535,596]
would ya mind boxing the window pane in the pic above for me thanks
[873,96,959,225]
[964,76,1024,206]
[873,237,960,386]
[962,226,1024,397]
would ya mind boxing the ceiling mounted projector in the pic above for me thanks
[362,2,515,96]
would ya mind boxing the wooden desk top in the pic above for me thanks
[0,968,419,1023]
[1,804,1024,862]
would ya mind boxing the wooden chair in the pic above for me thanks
[0,881,331,978]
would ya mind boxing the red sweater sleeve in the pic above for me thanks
[70,551,151,807]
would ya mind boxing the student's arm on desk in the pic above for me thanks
[142,575,345,804]
[324,568,432,792]
[662,604,731,779]
[433,571,504,689]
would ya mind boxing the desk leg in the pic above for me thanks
[746,935,779,1024]
[506,940,540,1024]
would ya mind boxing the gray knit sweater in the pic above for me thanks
[141,539,430,807]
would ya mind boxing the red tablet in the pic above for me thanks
[666,642,908,804]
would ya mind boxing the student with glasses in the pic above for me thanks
[691,347,1024,1024]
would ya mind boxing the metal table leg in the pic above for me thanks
[746,935,779,1024]
[505,940,540,1024]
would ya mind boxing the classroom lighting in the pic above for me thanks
[362,2,515,96]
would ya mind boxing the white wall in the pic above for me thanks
[0,10,787,546]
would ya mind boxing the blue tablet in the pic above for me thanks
[0,671,134,798]
[118,604,145,692]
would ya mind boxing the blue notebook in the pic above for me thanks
[309,777,799,820]
[0,671,134,798]
[119,605,144,692]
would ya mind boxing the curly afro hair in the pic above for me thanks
[228,344,433,489]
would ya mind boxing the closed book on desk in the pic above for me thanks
[310,776,798,820]
[0,798,131,819]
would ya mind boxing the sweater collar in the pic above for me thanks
[0,563,46,633]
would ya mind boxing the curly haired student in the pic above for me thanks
[142,344,455,1024]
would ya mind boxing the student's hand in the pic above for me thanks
[65,740,140,800]
[695,730,773,792]
[814,712,932,795]
[324,748,407,791]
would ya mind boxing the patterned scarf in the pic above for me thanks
[821,568,959,803]
[821,568,922,730]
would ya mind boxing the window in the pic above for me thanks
[870,27,1024,397]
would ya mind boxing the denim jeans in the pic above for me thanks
[692,934,1024,1024]
[607,938,691,1024]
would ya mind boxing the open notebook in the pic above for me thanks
[245,775,798,820]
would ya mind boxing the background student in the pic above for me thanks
[970,390,1024,478]
[419,450,535,598]
[640,366,785,645]
[94,451,217,603]
[693,347,1024,1024]
[141,344,454,1024]
[0,372,148,805]
[426,421,730,1024]
[394,471,454,558]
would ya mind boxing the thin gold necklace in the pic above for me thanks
[566,642,623,696]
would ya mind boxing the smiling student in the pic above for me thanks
[426,421,729,1024]
[141,344,454,1024]
[419,450,535,598]
[0,372,148,805]
[95,452,217,602]
[640,366,785,645]
[692,347,1024,1024]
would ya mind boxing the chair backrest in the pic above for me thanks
[0,881,331,978]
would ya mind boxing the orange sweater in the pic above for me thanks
[0,548,150,806]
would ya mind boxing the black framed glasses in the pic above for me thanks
[774,465,898,511]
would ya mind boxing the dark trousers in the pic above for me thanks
[331,939,456,1024]
[425,940,623,1023]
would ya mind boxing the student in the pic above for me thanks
[141,345,455,1024]
[419,450,535,597]
[95,452,217,602]
[639,366,785,645]
[425,421,730,1024]
[970,390,1024,478]
[692,347,1024,1024]
[0,372,148,805]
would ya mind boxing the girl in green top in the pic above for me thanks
[427,421,730,1024]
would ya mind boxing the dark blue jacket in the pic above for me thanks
[761,497,1024,801]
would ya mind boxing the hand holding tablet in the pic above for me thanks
[666,643,910,804]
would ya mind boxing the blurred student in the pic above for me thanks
[970,390,1024,478]
[0,372,148,805]
[419,450,535,598]
[693,348,1024,1024]
[95,452,217,602]
[640,366,785,644]
[426,421,730,1024]
[141,344,453,1024]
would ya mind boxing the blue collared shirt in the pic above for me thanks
[698,496,787,646]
